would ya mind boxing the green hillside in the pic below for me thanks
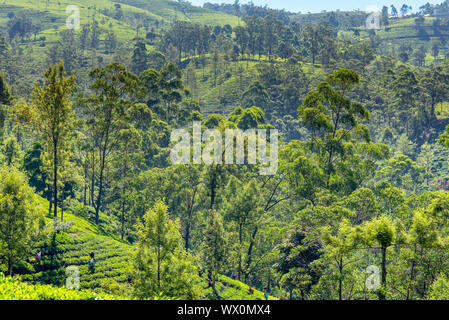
[0,0,239,40]
[19,195,135,296]
[339,16,449,64]
[115,0,240,25]
[5,0,449,302]
[14,195,274,300]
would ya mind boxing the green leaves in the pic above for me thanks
[429,274,449,300]
[300,106,333,133]
[0,165,44,275]
[0,273,125,300]
[297,68,379,196]
[360,216,397,249]
[438,124,449,148]
[327,69,360,92]
[134,200,200,299]
[228,106,266,130]
[30,61,76,219]
[409,210,439,248]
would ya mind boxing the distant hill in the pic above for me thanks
[0,0,239,44]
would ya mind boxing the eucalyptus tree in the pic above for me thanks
[298,69,388,193]
[30,62,75,219]
[80,63,139,223]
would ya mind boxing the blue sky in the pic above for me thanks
[190,0,444,13]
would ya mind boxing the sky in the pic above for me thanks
[189,0,444,14]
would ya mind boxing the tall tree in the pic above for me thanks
[30,62,75,219]
[381,6,389,26]
[420,66,449,122]
[133,200,200,299]
[358,216,397,300]
[203,210,227,295]
[298,69,386,191]
[0,72,11,106]
[391,5,398,17]
[400,4,411,16]
[302,23,334,65]
[81,63,138,224]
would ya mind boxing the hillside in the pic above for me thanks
[4,0,449,303]
[14,195,274,300]
[340,16,449,64]
[0,0,239,41]
[115,0,239,25]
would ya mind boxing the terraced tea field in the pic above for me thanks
[17,195,275,300]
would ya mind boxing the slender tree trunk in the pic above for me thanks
[157,252,161,290]
[245,226,258,275]
[238,223,243,280]
[185,188,197,250]
[339,258,343,300]
[53,143,58,218]
[95,142,108,224]
[209,165,219,210]
[95,168,104,223]
[185,222,191,251]
[90,151,95,207]
[48,190,53,216]
[121,201,125,240]
[8,255,12,276]
[406,244,417,300]
[380,246,387,300]
[83,161,88,205]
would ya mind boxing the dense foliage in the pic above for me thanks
[3,0,449,301]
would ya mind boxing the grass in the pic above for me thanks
[192,58,260,114]
[1,0,149,43]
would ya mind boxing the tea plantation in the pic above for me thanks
[9,195,275,300]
